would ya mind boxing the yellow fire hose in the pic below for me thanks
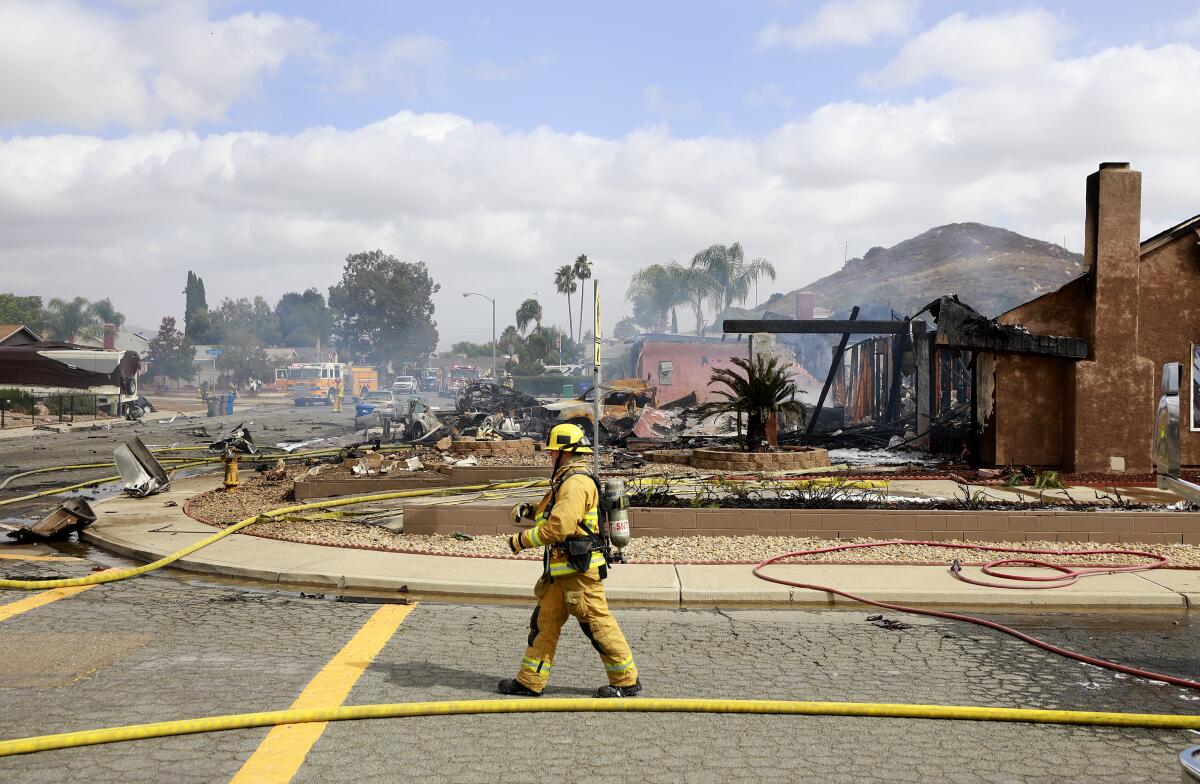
[0,443,422,506]
[0,698,1197,758]
[0,479,551,590]
[2,467,1199,756]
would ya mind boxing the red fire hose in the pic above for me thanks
[753,540,1200,691]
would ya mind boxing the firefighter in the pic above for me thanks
[498,423,641,698]
[331,380,343,413]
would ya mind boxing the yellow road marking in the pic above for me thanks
[229,603,416,784]
[0,553,84,562]
[0,584,100,623]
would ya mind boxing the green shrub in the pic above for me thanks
[0,389,33,415]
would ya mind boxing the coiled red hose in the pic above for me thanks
[753,540,1200,691]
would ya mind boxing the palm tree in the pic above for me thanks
[90,298,126,329]
[44,297,102,343]
[625,262,688,333]
[681,262,719,335]
[554,265,577,340]
[573,254,592,340]
[692,243,778,316]
[698,354,806,452]
[515,298,543,335]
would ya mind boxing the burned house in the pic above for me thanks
[977,162,1200,473]
[631,334,822,406]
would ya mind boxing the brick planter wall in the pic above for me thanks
[644,450,693,466]
[434,465,549,483]
[690,448,829,471]
[402,503,1200,543]
[293,475,452,500]
[644,448,830,471]
[448,438,536,457]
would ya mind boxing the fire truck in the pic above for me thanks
[274,363,378,406]
[445,364,480,394]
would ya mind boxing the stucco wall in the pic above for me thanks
[1138,232,1200,467]
[986,163,1200,472]
[636,341,748,404]
[985,354,1068,467]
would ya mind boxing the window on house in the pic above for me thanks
[1192,344,1200,432]
[659,360,673,385]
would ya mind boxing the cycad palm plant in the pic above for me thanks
[699,354,806,452]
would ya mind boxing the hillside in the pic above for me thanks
[746,222,1085,321]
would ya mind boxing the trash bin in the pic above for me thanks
[561,384,575,398]
[206,397,222,417]
[226,393,235,415]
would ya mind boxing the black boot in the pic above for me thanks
[497,678,541,697]
[595,680,642,698]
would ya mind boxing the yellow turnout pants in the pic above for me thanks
[517,569,637,693]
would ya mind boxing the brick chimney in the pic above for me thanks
[1071,161,1154,473]
[1083,162,1141,362]
[103,323,117,350]
[795,291,815,320]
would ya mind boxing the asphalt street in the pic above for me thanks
[0,550,1198,783]
[0,395,357,524]
[1,399,1199,782]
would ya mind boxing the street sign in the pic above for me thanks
[206,348,222,357]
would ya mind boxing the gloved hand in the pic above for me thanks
[508,533,523,554]
[511,503,535,524]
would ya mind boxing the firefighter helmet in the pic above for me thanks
[545,422,593,454]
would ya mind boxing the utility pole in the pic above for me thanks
[462,292,497,382]
[592,279,602,478]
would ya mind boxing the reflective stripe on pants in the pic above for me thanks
[515,570,638,692]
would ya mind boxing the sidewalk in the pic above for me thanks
[82,476,1199,608]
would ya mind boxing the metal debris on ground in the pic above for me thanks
[866,615,913,631]
[3,498,97,542]
[209,422,256,454]
[612,450,647,469]
[455,381,540,415]
[113,436,171,497]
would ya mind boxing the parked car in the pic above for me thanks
[392,375,418,394]
[537,378,655,440]
[355,390,399,420]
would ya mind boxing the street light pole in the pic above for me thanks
[462,292,497,383]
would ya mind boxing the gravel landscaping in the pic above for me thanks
[186,472,1200,567]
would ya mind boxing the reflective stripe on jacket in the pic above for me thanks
[519,462,602,576]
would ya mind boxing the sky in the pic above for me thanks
[3,0,1200,346]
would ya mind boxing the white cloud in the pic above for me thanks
[745,83,795,110]
[3,43,1200,344]
[336,34,448,96]
[757,0,918,49]
[0,0,319,129]
[865,9,1069,88]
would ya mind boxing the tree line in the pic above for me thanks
[176,250,441,385]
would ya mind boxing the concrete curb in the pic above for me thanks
[82,476,1196,609]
